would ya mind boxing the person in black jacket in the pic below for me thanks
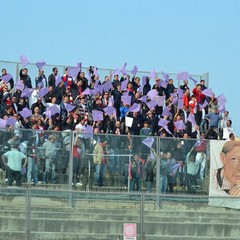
[111,83,122,119]
[165,79,175,100]
[145,155,156,193]
[48,67,58,89]
[19,68,32,88]
[1,68,14,90]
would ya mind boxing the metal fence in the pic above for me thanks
[0,128,210,195]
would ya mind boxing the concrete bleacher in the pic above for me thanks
[0,190,240,240]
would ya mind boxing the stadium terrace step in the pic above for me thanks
[1,232,240,240]
[1,194,240,239]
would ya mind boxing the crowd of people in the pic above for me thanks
[0,62,235,192]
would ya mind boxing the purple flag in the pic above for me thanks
[188,75,198,84]
[103,80,113,92]
[177,72,188,80]
[121,95,131,105]
[36,61,46,70]
[202,88,213,97]
[6,117,17,126]
[158,118,169,127]
[94,84,103,95]
[194,140,202,147]
[174,120,186,130]
[44,105,60,117]
[187,113,196,125]
[95,80,100,86]
[64,103,76,112]
[37,80,43,88]
[155,96,165,106]
[217,94,227,106]
[92,110,103,121]
[163,126,174,137]
[177,99,183,110]
[131,65,138,75]
[172,163,181,175]
[103,106,116,116]
[142,76,147,86]
[21,88,34,98]
[137,86,143,94]
[83,125,94,139]
[19,108,32,118]
[48,105,60,115]
[55,75,62,86]
[162,71,169,81]
[15,80,24,91]
[199,100,208,109]
[90,88,98,96]
[0,118,7,128]
[159,79,168,88]
[86,71,92,81]
[162,107,172,117]
[147,89,158,100]
[20,55,29,67]
[150,150,155,160]
[177,88,184,99]
[142,137,155,149]
[112,68,120,76]
[38,87,49,98]
[108,96,114,107]
[120,62,128,75]
[150,69,155,80]
[128,103,140,113]
[93,65,98,76]
[68,67,80,78]
[1,73,12,83]
[146,100,157,110]
[82,87,93,95]
[121,80,128,91]
[44,110,52,118]
[171,93,178,105]
[76,62,82,70]
[218,104,225,114]
[140,95,147,103]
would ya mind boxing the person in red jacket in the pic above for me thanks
[192,84,205,103]
[182,89,190,108]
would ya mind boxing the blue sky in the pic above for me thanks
[1,0,239,135]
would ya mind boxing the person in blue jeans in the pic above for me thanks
[145,155,156,193]
[129,154,143,192]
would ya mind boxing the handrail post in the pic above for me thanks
[25,189,31,240]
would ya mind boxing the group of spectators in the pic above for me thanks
[0,63,234,192]
[0,65,233,140]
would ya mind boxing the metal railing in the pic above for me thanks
[0,60,209,89]
[0,128,210,195]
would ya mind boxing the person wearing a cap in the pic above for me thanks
[41,134,60,184]
[2,143,27,187]
[65,86,73,104]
